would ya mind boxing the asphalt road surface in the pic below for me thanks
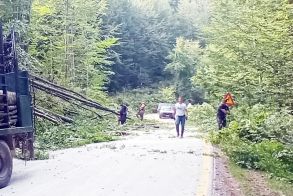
[1,114,213,196]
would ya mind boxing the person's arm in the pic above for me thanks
[173,104,176,118]
[220,105,229,114]
[226,106,230,114]
[220,109,228,114]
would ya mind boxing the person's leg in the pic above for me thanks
[175,117,180,137]
[140,111,144,121]
[180,116,186,138]
[222,118,227,128]
[121,119,125,125]
[118,116,122,125]
[217,117,223,130]
[121,115,127,125]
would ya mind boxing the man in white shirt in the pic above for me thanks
[174,96,188,138]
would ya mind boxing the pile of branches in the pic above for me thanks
[30,75,118,124]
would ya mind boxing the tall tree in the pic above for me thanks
[104,0,176,91]
[166,37,203,101]
[103,0,210,91]
[28,0,117,96]
[193,0,293,106]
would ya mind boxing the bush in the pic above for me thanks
[189,103,217,132]
[207,104,293,182]
[35,117,116,151]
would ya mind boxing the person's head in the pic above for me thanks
[178,96,184,103]
[188,99,192,103]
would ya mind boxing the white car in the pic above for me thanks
[158,104,174,119]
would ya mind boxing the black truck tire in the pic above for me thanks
[0,140,12,188]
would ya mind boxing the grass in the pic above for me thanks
[228,161,254,195]
[268,178,293,196]
[228,161,293,196]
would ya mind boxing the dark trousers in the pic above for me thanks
[119,114,127,125]
[136,110,144,120]
[217,117,227,130]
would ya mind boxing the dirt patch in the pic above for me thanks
[247,171,280,196]
[213,148,283,196]
[213,150,244,196]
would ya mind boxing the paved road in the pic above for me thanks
[1,115,213,196]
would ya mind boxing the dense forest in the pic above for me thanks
[1,0,293,183]
[1,0,209,98]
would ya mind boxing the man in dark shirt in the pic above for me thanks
[217,100,230,130]
[118,104,128,125]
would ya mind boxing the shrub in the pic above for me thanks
[207,104,293,182]
[189,102,217,132]
[35,117,116,150]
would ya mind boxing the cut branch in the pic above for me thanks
[35,107,73,123]
[34,111,60,124]
[31,75,93,102]
[31,80,118,115]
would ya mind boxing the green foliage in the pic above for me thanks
[0,0,32,33]
[185,0,293,183]
[207,104,293,182]
[105,0,208,91]
[104,0,173,90]
[29,0,116,91]
[35,117,116,151]
[34,149,49,160]
[227,104,293,145]
[189,102,293,182]
[188,103,217,132]
[194,0,293,106]
[230,140,293,181]
[166,38,204,102]
[159,86,176,103]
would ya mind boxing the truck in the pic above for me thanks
[0,23,34,188]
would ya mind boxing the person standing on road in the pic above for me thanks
[174,96,188,138]
[217,99,229,130]
[118,104,128,125]
[136,102,146,120]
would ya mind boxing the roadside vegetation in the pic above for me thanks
[1,0,292,191]
[229,161,293,196]
[189,104,293,182]
[185,0,293,186]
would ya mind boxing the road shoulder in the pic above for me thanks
[213,147,289,196]
[213,148,244,196]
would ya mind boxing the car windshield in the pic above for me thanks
[160,106,173,111]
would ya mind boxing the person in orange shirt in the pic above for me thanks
[136,102,146,120]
